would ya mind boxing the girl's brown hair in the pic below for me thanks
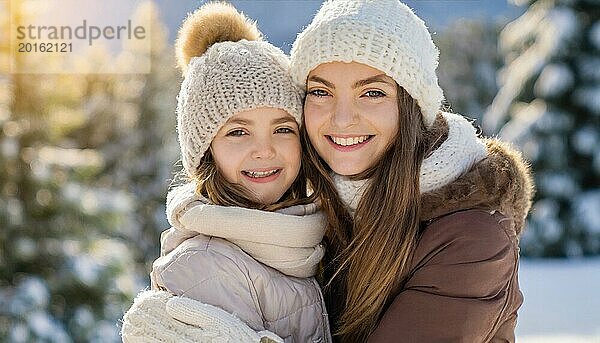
[302,85,429,342]
[189,146,309,211]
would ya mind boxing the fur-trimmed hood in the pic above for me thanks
[420,138,535,235]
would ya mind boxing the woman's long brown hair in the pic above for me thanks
[302,85,429,342]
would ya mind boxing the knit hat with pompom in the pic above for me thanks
[176,2,304,176]
[290,0,443,129]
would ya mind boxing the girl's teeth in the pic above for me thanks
[331,135,370,146]
[246,169,278,178]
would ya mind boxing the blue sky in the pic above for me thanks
[155,0,524,52]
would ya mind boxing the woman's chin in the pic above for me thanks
[320,148,379,177]
[330,162,369,177]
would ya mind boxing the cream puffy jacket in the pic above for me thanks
[128,183,332,343]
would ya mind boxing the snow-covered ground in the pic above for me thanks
[516,258,600,343]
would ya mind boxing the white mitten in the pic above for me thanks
[121,290,206,343]
[121,289,283,343]
[166,296,283,343]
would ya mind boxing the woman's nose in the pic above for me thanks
[251,137,276,159]
[331,99,358,129]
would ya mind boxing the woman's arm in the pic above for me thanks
[368,209,522,343]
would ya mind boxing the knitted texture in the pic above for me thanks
[178,40,304,175]
[121,290,206,342]
[333,112,487,212]
[121,290,283,342]
[167,296,284,343]
[420,112,487,193]
[330,176,367,216]
[290,0,443,128]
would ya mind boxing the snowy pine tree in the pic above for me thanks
[436,19,504,123]
[0,2,177,341]
[90,2,178,276]
[485,0,600,257]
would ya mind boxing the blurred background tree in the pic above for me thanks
[436,19,504,123]
[0,1,178,341]
[485,0,600,257]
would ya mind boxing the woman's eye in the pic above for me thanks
[226,129,247,137]
[363,90,386,98]
[275,127,296,134]
[308,89,330,97]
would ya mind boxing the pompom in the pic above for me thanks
[175,2,262,74]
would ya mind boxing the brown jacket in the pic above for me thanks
[369,139,534,343]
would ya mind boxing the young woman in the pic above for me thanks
[289,0,535,342]
[121,3,342,342]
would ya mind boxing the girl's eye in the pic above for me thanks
[308,89,330,97]
[226,129,247,137]
[363,90,386,98]
[275,127,296,134]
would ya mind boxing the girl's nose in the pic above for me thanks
[251,137,276,159]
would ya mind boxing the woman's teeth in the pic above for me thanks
[243,169,280,178]
[330,135,371,146]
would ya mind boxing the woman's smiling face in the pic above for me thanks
[304,61,399,176]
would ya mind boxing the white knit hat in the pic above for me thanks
[290,0,443,128]
[176,2,304,176]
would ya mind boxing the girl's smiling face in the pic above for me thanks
[304,62,399,176]
[210,107,301,205]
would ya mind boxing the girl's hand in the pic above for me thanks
[121,289,284,343]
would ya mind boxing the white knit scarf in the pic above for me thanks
[333,112,488,213]
[163,183,327,278]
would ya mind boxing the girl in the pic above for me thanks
[121,3,339,342]
[289,0,535,342]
